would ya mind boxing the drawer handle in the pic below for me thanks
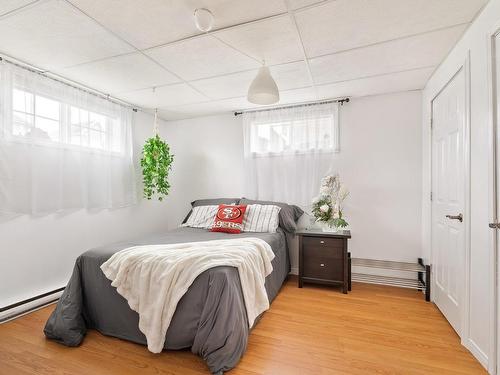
[320,263,325,267]
[320,240,325,244]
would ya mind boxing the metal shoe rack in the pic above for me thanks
[351,257,431,301]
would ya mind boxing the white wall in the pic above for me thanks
[163,91,423,273]
[421,0,500,371]
[162,113,246,226]
[0,111,171,307]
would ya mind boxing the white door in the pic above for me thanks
[431,67,467,335]
[493,30,500,375]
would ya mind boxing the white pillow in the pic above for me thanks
[242,204,281,233]
[181,205,218,229]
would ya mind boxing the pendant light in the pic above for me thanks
[194,8,214,32]
[247,64,280,105]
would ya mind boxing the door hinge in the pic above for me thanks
[430,192,433,201]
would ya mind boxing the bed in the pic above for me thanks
[44,225,291,374]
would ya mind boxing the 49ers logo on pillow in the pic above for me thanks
[211,204,247,234]
[217,206,242,220]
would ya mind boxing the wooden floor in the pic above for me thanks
[0,279,487,375]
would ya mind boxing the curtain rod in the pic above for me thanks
[233,97,350,116]
[0,55,139,113]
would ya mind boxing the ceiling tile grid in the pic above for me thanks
[190,60,312,100]
[215,15,304,66]
[0,0,488,119]
[68,0,288,50]
[159,85,318,120]
[294,0,488,58]
[308,25,467,86]
[0,0,134,71]
[144,35,259,81]
[143,35,261,81]
[116,83,208,108]
[55,52,181,94]
[0,0,37,17]
[315,66,435,100]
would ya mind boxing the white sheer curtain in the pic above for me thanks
[243,102,340,208]
[0,61,136,215]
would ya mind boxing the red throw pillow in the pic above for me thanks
[211,204,247,234]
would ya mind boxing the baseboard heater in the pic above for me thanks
[0,287,64,323]
[351,258,431,301]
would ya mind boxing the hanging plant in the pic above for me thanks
[140,134,174,201]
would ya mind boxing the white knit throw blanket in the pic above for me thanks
[100,237,275,353]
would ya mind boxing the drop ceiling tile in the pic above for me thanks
[55,53,180,94]
[279,86,317,104]
[288,0,325,10]
[271,61,312,90]
[159,97,256,120]
[69,0,287,50]
[309,25,465,85]
[191,70,256,100]
[0,0,35,16]
[161,68,433,120]
[215,15,303,65]
[144,35,260,81]
[191,61,312,100]
[296,0,487,57]
[160,86,318,120]
[0,0,134,70]
[116,83,207,108]
[316,67,435,99]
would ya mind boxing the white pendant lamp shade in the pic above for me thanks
[247,66,280,105]
[194,8,214,32]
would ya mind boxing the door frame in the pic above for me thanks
[430,54,471,348]
[488,22,500,375]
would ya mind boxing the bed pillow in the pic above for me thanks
[181,205,219,229]
[239,198,304,233]
[182,198,239,224]
[211,204,247,234]
[191,198,240,207]
[242,204,281,233]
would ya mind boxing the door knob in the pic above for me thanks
[489,222,500,229]
[445,213,463,222]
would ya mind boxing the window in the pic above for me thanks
[0,61,136,215]
[245,103,339,155]
[250,115,337,154]
[242,101,340,207]
[10,88,123,153]
[13,89,61,141]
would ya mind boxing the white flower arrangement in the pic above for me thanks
[311,174,349,230]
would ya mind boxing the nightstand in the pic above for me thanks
[297,229,351,293]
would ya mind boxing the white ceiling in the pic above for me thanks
[0,0,488,120]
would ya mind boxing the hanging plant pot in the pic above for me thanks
[140,134,174,201]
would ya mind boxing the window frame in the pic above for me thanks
[8,86,123,156]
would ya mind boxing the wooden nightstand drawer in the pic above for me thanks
[302,245,343,281]
[302,236,343,251]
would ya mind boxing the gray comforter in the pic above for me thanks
[44,227,290,374]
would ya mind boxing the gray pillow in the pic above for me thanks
[191,198,240,207]
[182,198,240,224]
[239,198,304,233]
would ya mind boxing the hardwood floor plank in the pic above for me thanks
[0,281,487,375]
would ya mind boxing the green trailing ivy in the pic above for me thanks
[140,134,174,201]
